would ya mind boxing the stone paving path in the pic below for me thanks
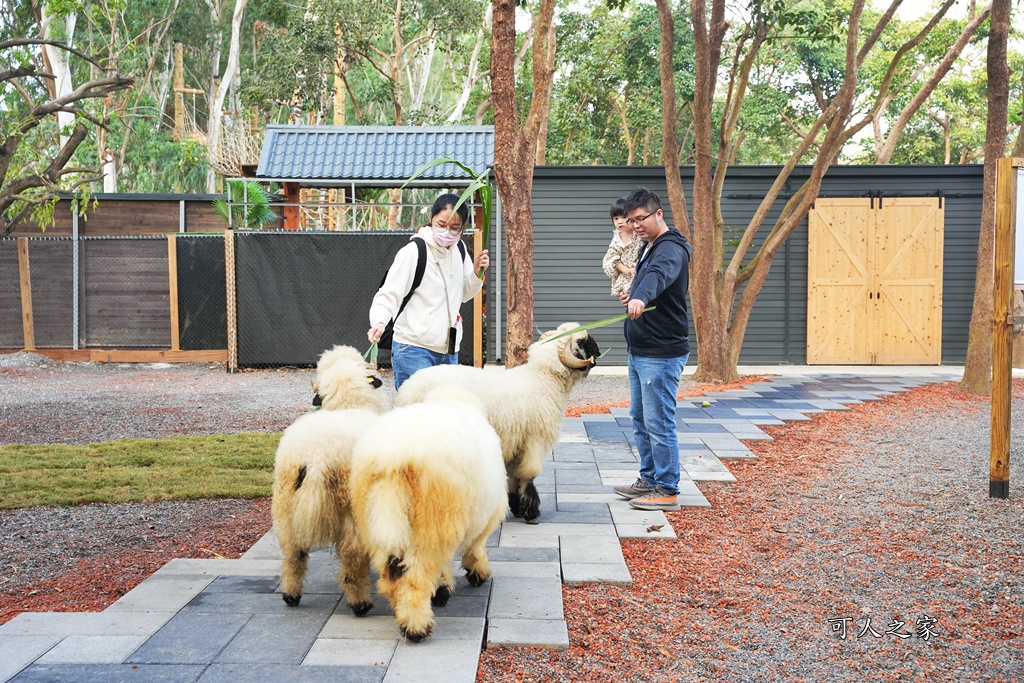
[0,373,959,683]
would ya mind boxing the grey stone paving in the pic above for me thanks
[0,372,959,683]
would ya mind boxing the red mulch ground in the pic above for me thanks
[478,380,1024,682]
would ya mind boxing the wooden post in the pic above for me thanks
[168,234,181,351]
[283,182,300,230]
[224,229,239,372]
[17,237,34,350]
[473,198,484,367]
[991,157,1022,498]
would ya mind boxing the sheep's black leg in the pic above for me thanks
[519,480,541,524]
[386,555,405,581]
[465,569,488,588]
[508,489,523,518]
[431,585,451,607]
[401,624,432,643]
[281,548,308,606]
[349,600,373,617]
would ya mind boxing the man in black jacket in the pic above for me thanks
[613,187,692,511]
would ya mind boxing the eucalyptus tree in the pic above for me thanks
[545,2,691,166]
[869,5,992,164]
[0,1,133,232]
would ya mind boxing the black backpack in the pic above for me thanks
[377,236,467,350]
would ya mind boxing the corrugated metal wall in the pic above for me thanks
[493,165,983,366]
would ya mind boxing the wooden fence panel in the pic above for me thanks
[82,238,170,347]
[26,240,73,348]
[0,240,23,347]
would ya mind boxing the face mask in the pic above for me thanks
[432,226,462,248]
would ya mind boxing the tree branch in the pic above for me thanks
[0,38,104,68]
[876,4,992,163]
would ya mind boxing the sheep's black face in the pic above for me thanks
[576,335,601,372]
[312,392,323,406]
[367,375,383,389]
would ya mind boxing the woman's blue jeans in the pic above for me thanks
[627,352,690,495]
[391,341,458,390]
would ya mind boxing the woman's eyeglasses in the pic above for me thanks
[433,222,464,235]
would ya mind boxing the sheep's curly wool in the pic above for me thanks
[395,322,599,523]
[271,345,387,612]
[349,386,507,641]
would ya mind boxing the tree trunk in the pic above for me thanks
[446,5,489,124]
[534,17,556,166]
[959,0,1010,395]
[684,0,730,382]
[39,7,77,150]
[207,0,248,190]
[491,0,555,366]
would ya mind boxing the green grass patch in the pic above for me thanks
[0,433,281,510]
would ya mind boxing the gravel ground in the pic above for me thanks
[3,352,1022,682]
[0,352,638,444]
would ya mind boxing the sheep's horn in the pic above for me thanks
[558,340,596,369]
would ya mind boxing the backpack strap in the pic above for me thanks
[395,236,428,320]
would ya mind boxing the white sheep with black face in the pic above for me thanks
[395,322,600,524]
[271,345,387,613]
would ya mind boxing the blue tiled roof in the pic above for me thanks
[256,125,494,181]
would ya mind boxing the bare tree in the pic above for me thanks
[959,0,1011,394]
[0,39,133,233]
[490,0,556,365]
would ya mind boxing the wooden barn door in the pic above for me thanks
[807,199,874,364]
[807,198,944,364]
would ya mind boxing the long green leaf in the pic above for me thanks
[400,154,493,280]
[539,307,657,344]
[363,341,379,366]
[401,156,462,189]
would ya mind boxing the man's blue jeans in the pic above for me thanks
[628,352,690,495]
[391,341,458,390]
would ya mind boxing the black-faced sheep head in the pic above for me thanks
[311,375,382,406]
[555,332,600,372]
[312,344,388,412]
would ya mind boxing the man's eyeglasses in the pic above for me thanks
[625,211,655,228]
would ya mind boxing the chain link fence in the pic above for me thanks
[228,229,481,370]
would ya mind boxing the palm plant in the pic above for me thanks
[212,180,278,229]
